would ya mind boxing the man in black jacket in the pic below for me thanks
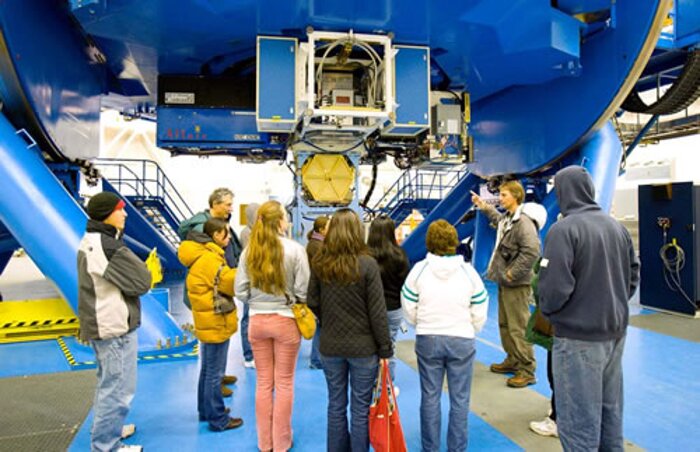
[539,166,639,451]
[78,192,152,452]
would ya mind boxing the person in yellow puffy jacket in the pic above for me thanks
[178,217,243,432]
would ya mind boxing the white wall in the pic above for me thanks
[613,133,700,220]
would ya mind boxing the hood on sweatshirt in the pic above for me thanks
[245,203,260,228]
[426,253,464,280]
[554,165,599,216]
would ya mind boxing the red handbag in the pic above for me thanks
[369,359,407,452]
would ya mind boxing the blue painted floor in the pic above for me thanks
[1,281,698,451]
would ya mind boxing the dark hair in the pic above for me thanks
[426,219,459,256]
[307,215,330,240]
[203,218,229,239]
[312,209,367,284]
[367,215,408,277]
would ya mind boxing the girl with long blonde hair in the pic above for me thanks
[307,208,392,452]
[234,200,310,452]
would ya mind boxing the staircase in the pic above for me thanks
[370,163,469,225]
[93,158,193,249]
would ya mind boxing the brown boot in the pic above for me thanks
[222,417,243,430]
[507,372,536,388]
[221,375,238,385]
[221,384,233,397]
[489,361,518,374]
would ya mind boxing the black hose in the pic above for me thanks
[361,158,379,209]
[622,50,700,115]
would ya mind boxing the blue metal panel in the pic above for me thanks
[392,46,429,132]
[0,0,103,161]
[470,0,668,176]
[472,212,496,275]
[257,37,296,129]
[557,0,613,14]
[638,182,698,316]
[156,107,285,155]
[676,0,700,42]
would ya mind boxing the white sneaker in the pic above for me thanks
[244,359,256,369]
[117,445,143,452]
[529,417,558,437]
[120,424,136,439]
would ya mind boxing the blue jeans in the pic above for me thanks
[198,340,231,430]
[386,308,404,381]
[310,324,323,368]
[241,304,253,361]
[415,335,476,452]
[553,336,626,452]
[321,354,379,452]
[90,329,138,452]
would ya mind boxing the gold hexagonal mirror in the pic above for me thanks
[301,154,355,204]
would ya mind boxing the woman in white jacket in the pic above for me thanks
[401,219,489,452]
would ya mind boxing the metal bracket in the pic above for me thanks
[15,128,37,149]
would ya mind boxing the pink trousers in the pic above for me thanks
[249,314,301,452]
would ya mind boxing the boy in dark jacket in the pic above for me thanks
[78,192,152,452]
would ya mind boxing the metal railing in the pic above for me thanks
[93,158,194,226]
[370,164,469,216]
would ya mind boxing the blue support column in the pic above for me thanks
[0,115,85,306]
[0,113,189,355]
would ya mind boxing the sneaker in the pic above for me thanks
[117,446,142,452]
[244,359,256,369]
[529,417,558,437]
[221,375,238,385]
[392,386,400,398]
[507,373,537,388]
[221,384,233,397]
[489,361,518,374]
[120,424,136,439]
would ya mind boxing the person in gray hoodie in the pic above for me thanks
[539,165,639,452]
[239,202,260,249]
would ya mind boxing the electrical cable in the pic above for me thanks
[659,230,698,309]
[360,157,378,209]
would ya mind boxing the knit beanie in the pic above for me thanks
[87,192,125,221]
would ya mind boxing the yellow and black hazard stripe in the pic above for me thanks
[56,337,78,367]
[60,340,199,369]
[1,317,78,329]
[139,342,199,362]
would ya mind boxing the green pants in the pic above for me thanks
[498,285,536,377]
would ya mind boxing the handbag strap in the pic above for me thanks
[284,292,302,307]
[213,264,225,297]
